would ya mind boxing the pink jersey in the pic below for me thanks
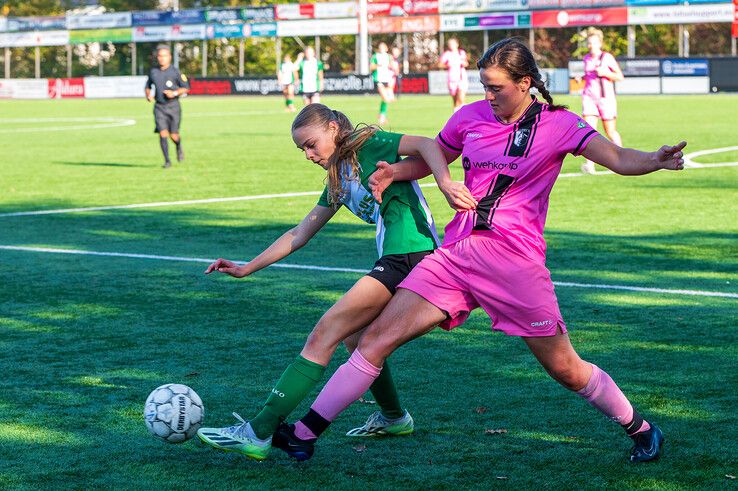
[440,49,468,84]
[436,98,598,259]
[583,51,618,100]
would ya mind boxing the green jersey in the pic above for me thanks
[317,130,439,257]
[279,61,294,85]
[298,58,323,93]
[371,52,393,84]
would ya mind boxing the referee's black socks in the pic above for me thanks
[159,136,170,163]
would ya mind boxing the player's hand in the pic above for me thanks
[147,95,154,102]
[368,161,394,203]
[654,141,687,171]
[439,181,477,212]
[163,89,176,99]
[205,258,247,278]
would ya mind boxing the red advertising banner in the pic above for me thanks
[190,79,233,96]
[367,0,438,17]
[733,0,737,38]
[47,78,85,99]
[531,7,627,27]
[368,14,440,33]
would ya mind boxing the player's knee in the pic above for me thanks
[159,131,169,138]
[548,357,589,391]
[305,316,342,352]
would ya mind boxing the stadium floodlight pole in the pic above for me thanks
[358,0,369,75]
[4,47,9,79]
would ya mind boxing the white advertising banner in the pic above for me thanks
[440,0,529,14]
[429,70,483,95]
[84,76,149,99]
[661,76,710,94]
[66,12,132,30]
[315,2,357,18]
[277,18,358,36]
[0,17,8,33]
[627,3,733,25]
[0,79,49,99]
[614,77,661,95]
[0,30,69,47]
[132,24,206,42]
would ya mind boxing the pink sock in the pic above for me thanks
[577,364,650,435]
[294,350,382,440]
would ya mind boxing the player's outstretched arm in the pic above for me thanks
[204,205,337,278]
[397,135,476,211]
[582,134,686,176]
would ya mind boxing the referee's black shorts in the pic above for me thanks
[366,250,433,294]
[153,102,182,133]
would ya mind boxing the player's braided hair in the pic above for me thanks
[292,104,378,207]
[477,38,567,111]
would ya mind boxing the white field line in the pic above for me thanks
[0,117,136,133]
[1,245,736,299]
[683,145,738,168]
[1,160,735,219]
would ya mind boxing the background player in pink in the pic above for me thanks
[580,27,625,174]
[272,39,687,464]
[439,38,469,112]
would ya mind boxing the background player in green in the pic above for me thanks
[197,103,460,461]
[278,53,299,113]
[294,46,323,106]
[145,45,190,169]
[371,42,395,125]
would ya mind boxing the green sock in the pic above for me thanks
[287,99,293,106]
[249,355,325,439]
[379,101,388,115]
[369,360,405,420]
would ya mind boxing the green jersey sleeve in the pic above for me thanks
[356,130,403,177]
[317,185,331,207]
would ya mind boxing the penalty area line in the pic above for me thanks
[1,245,736,299]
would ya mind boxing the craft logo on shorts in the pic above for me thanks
[513,128,530,147]
[373,265,385,272]
[530,319,553,328]
[462,156,471,171]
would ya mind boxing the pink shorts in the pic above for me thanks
[448,80,468,97]
[398,234,567,337]
[582,94,617,121]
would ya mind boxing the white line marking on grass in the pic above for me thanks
[1,158,736,219]
[683,146,738,168]
[0,117,136,133]
[1,245,736,299]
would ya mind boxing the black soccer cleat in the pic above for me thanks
[272,423,316,461]
[163,160,171,169]
[629,423,664,463]
[176,147,184,162]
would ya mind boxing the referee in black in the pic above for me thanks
[145,45,190,168]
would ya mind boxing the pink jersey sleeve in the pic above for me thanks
[436,109,464,155]
[604,53,620,75]
[555,110,599,156]
[440,51,449,67]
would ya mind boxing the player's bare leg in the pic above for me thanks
[602,119,622,147]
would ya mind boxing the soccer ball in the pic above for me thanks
[144,384,204,443]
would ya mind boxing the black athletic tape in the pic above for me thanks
[623,409,644,436]
[301,408,331,438]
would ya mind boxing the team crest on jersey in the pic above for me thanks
[513,128,530,147]
[165,80,173,88]
[577,119,586,128]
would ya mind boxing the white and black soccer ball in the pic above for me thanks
[144,384,204,443]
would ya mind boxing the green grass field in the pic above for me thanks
[1,94,737,490]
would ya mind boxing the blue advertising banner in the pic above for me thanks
[205,8,241,23]
[132,10,172,26]
[171,9,206,24]
[249,22,277,36]
[8,16,66,32]
[661,58,709,76]
[241,7,276,22]
[206,23,248,39]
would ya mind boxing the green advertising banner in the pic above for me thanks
[70,28,132,44]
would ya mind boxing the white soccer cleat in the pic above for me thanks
[580,161,596,175]
[345,410,414,437]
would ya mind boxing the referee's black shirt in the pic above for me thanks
[146,65,190,105]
